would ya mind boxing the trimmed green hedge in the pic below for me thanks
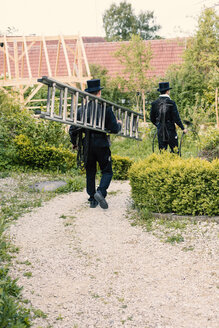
[112,154,133,180]
[14,134,77,172]
[13,134,133,179]
[129,152,219,216]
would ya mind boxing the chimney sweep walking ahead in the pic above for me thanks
[150,82,187,153]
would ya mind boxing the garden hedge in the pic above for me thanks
[13,134,133,179]
[14,134,77,172]
[112,154,133,180]
[129,152,219,216]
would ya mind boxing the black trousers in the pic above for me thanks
[158,130,179,153]
[86,146,113,200]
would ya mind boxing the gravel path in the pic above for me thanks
[9,181,219,328]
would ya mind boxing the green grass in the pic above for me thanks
[111,126,199,161]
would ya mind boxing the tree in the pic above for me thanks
[103,1,161,41]
[166,7,219,123]
[114,34,153,121]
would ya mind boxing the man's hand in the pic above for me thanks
[183,129,188,134]
[72,144,78,150]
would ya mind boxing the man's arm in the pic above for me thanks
[172,101,185,131]
[150,102,157,126]
[105,106,122,133]
[69,125,82,149]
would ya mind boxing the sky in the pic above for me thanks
[0,0,218,39]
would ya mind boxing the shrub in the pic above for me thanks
[13,135,77,172]
[129,152,219,216]
[112,154,134,180]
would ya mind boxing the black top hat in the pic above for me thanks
[85,79,104,93]
[157,82,172,92]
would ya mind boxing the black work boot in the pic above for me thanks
[94,191,108,209]
[90,199,98,208]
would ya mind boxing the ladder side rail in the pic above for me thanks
[40,115,142,140]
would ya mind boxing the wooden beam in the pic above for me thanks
[0,35,79,43]
[23,36,32,79]
[4,47,6,80]
[0,75,89,87]
[0,34,91,107]
[21,42,24,78]
[79,35,91,76]
[60,35,71,76]
[42,36,52,76]
[3,35,11,79]
[24,84,43,105]
[18,41,35,61]
[55,38,61,76]
[38,41,43,77]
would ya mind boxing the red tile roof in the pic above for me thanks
[85,38,186,78]
[82,36,106,43]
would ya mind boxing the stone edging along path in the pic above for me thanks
[8,180,219,328]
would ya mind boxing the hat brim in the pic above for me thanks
[85,86,104,93]
[157,87,172,92]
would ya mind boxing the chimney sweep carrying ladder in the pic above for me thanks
[38,76,143,140]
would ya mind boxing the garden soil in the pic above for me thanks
[9,181,219,328]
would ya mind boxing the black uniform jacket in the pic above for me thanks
[69,101,121,148]
[150,96,184,132]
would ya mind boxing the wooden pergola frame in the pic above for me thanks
[0,34,91,108]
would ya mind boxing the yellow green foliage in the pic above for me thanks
[14,134,77,172]
[129,152,219,216]
[13,135,132,179]
[112,154,134,180]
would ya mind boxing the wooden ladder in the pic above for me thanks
[38,76,143,140]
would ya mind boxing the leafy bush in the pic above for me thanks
[0,91,72,171]
[13,135,77,172]
[112,154,133,180]
[129,152,219,216]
